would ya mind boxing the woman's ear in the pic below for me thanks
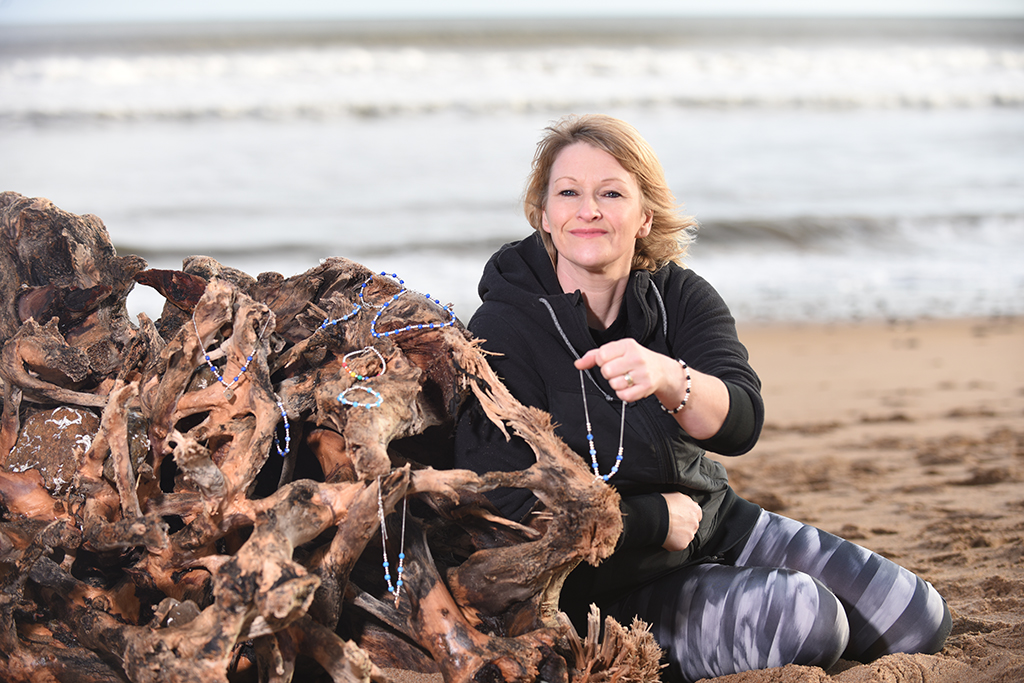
[637,211,653,239]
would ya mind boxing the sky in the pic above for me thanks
[1,0,1023,24]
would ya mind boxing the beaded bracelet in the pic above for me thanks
[338,385,383,409]
[342,346,387,381]
[660,359,691,414]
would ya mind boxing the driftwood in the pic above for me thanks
[0,191,663,682]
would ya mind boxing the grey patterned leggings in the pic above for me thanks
[605,510,951,682]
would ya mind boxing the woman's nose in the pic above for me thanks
[578,196,602,221]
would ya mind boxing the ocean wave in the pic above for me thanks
[114,212,1024,264]
[3,43,1022,122]
[119,212,1024,325]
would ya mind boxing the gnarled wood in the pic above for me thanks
[0,192,662,682]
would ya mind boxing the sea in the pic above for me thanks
[1,16,1022,326]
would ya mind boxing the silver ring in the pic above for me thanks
[624,372,634,387]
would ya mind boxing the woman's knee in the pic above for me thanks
[668,567,850,679]
[846,576,953,661]
[772,570,849,671]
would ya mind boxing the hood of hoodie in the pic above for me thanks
[470,230,757,490]
[478,232,671,367]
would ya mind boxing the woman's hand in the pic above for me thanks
[661,491,703,552]
[574,339,731,440]
[575,338,678,402]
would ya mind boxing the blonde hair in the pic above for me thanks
[523,114,697,271]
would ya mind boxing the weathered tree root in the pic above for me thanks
[0,191,663,682]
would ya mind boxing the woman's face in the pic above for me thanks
[542,142,652,285]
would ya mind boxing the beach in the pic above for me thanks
[384,314,1024,682]
[1,13,1021,681]
[713,316,1024,682]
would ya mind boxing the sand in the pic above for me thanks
[385,316,1024,682]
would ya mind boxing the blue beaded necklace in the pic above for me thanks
[190,312,290,458]
[359,272,457,339]
[377,475,408,607]
[320,301,362,329]
[192,312,273,401]
[579,369,627,482]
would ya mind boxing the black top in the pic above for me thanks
[454,232,764,609]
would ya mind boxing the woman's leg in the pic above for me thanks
[732,510,952,661]
[605,562,849,682]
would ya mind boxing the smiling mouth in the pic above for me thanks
[568,229,606,238]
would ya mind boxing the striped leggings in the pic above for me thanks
[605,510,951,683]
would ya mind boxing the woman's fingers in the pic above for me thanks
[576,340,674,402]
[661,491,703,552]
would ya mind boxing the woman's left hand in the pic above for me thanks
[575,339,731,440]
[575,339,678,404]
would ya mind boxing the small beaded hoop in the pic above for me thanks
[661,359,692,414]
[338,385,383,409]
[342,346,387,381]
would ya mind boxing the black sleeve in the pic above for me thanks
[452,309,546,522]
[618,492,670,550]
[666,269,764,455]
[694,381,758,456]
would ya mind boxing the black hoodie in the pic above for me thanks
[454,232,764,612]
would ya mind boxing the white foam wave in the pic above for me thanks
[3,43,1023,121]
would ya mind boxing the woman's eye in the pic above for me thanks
[557,189,577,197]
[604,191,622,198]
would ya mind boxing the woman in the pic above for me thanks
[453,114,950,681]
